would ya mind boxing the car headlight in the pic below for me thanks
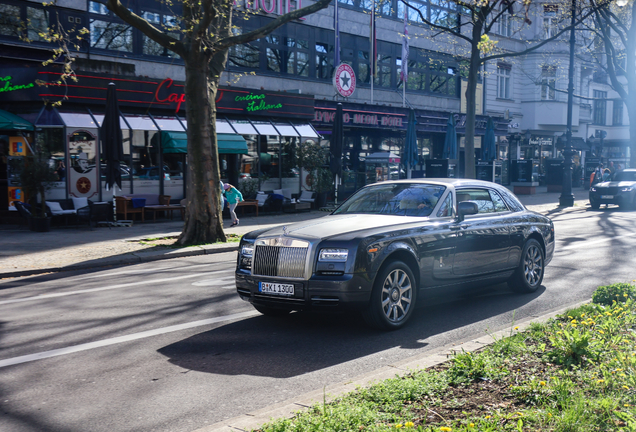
[621,187,634,192]
[590,187,597,192]
[319,248,349,262]
[241,244,254,256]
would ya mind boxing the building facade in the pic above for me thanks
[0,0,630,210]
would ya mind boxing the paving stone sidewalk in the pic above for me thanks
[0,186,591,279]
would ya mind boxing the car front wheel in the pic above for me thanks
[508,239,544,293]
[363,261,417,330]
[590,199,600,210]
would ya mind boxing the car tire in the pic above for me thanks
[253,305,291,317]
[363,260,417,331]
[590,199,600,210]
[508,239,544,294]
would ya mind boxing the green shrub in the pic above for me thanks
[592,282,636,306]
[238,177,259,199]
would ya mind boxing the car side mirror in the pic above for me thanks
[457,201,478,222]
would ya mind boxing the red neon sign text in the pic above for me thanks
[154,78,186,112]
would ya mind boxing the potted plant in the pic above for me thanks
[313,167,334,208]
[19,144,58,232]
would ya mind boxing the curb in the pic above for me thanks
[192,301,589,432]
[0,201,589,280]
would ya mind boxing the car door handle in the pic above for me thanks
[449,225,461,231]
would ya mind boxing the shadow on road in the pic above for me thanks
[158,283,544,378]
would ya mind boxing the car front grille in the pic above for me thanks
[252,245,308,278]
[597,187,620,195]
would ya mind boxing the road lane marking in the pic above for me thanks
[0,270,234,306]
[0,310,259,369]
[556,231,636,252]
[67,263,234,281]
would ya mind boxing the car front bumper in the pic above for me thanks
[590,192,631,206]
[235,270,374,311]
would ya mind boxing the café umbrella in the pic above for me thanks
[101,82,124,191]
[442,113,457,160]
[403,109,418,179]
[482,117,496,161]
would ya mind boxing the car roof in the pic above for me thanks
[367,178,504,190]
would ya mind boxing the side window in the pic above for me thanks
[457,189,495,214]
[489,190,509,212]
[437,193,453,217]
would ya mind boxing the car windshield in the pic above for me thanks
[613,171,636,182]
[333,183,446,216]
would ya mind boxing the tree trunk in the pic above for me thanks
[177,54,226,245]
[464,32,482,180]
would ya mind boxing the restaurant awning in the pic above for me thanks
[218,133,248,154]
[153,131,248,154]
[0,109,34,131]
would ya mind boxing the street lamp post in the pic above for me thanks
[559,0,576,207]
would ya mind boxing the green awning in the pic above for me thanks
[218,133,248,154]
[0,109,34,131]
[152,131,247,154]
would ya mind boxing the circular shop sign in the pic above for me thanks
[333,63,356,98]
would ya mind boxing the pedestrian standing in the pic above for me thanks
[224,183,243,226]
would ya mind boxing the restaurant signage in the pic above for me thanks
[0,75,35,94]
[333,64,356,98]
[32,72,314,118]
[313,105,406,130]
[234,0,302,15]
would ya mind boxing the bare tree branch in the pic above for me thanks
[401,0,471,43]
[105,0,185,57]
[216,0,331,50]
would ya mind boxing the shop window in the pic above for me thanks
[541,66,556,100]
[593,90,607,125]
[0,4,21,38]
[27,7,50,42]
[358,50,370,84]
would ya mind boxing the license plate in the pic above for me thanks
[601,195,614,199]
[259,282,294,296]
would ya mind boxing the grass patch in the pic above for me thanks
[135,234,241,248]
[254,282,636,431]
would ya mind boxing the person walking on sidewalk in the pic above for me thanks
[224,183,243,226]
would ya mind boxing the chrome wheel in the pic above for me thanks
[380,268,413,324]
[523,244,543,288]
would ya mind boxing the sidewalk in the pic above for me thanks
[0,186,591,279]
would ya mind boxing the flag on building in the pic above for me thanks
[400,7,409,83]
[369,2,377,78]
[334,0,340,67]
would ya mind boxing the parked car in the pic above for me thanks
[235,179,555,330]
[137,166,170,180]
[589,168,636,210]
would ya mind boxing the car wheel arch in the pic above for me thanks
[375,247,420,290]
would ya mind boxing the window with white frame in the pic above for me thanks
[496,6,512,37]
[541,66,556,100]
[543,5,559,39]
[593,90,607,125]
[497,63,511,99]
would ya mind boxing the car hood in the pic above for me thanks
[594,181,636,188]
[255,214,428,240]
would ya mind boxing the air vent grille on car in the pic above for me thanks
[252,246,307,278]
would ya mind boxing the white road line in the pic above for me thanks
[0,310,259,369]
[0,270,233,306]
[556,231,636,252]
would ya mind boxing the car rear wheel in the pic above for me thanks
[508,239,544,293]
[363,261,417,330]
[253,305,292,317]
[590,199,600,210]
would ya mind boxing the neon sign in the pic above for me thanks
[154,78,186,112]
[0,76,35,93]
[235,93,283,112]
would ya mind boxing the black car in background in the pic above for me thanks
[235,179,555,330]
[589,169,636,210]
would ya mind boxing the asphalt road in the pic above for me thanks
[0,206,634,432]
